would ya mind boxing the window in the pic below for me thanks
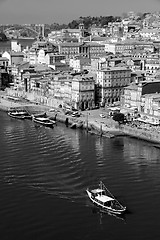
[36,82,40,88]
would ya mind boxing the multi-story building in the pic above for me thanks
[143,93,160,117]
[96,66,131,105]
[144,54,160,75]
[121,80,160,112]
[26,48,37,65]
[71,75,95,110]
[22,72,46,93]
[139,28,160,40]
[31,40,58,53]
[58,42,82,59]
[58,42,105,59]
[86,42,105,58]
[9,62,30,89]
[11,39,22,52]
[121,80,160,123]
[105,42,135,54]
[48,73,73,102]
[48,23,85,43]
[48,61,71,72]
[69,56,90,72]
[134,41,154,52]
[45,53,66,66]
[108,22,123,37]
[37,49,46,64]
[61,28,82,39]
[0,56,9,68]
[48,73,95,109]
[24,40,58,65]
[105,40,154,55]
[2,51,12,65]
[0,66,11,90]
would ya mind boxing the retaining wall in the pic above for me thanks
[121,125,160,144]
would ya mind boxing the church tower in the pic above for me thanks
[78,23,84,43]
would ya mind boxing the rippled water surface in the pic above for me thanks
[0,111,160,239]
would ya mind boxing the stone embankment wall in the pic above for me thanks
[120,125,160,144]
[2,89,160,143]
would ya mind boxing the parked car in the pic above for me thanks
[93,105,99,109]
[65,110,73,115]
[71,112,81,117]
[100,114,106,118]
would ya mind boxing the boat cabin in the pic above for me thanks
[91,188,122,209]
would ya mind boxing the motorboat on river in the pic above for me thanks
[32,115,54,128]
[86,181,126,215]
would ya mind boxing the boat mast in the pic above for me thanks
[99,181,102,197]
[99,181,103,191]
[101,181,124,207]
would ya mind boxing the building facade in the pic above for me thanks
[71,75,95,110]
[121,80,160,113]
[59,42,105,59]
[96,66,132,105]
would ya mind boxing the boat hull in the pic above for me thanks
[32,118,54,128]
[8,112,25,119]
[8,111,32,120]
[86,189,126,215]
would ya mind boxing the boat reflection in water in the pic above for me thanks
[91,205,126,224]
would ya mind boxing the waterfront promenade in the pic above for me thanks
[1,91,160,144]
[0,91,122,137]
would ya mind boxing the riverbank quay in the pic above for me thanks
[120,124,160,145]
[0,94,49,113]
[44,111,160,145]
[2,91,160,144]
[0,92,123,138]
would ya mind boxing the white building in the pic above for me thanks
[2,51,11,65]
[96,66,131,104]
[71,75,95,110]
[69,57,90,72]
[11,40,21,52]
[37,49,46,64]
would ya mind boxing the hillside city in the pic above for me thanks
[1,11,160,129]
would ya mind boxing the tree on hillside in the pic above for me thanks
[0,32,8,41]
[112,113,125,124]
[68,20,80,29]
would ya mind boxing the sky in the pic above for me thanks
[0,0,160,24]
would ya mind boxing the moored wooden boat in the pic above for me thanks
[86,181,126,215]
[8,109,32,119]
[48,117,56,124]
[32,116,54,128]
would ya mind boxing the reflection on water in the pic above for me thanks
[123,137,160,184]
[1,112,160,239]
[95,137,104,160]
[124,137,159,164]
[53,125,81,151]
[87,201,127,224]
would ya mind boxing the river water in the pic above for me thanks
[0,38,35,53]
[0,110,160,239]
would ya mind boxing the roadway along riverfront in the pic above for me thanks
[1,91,160,145]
